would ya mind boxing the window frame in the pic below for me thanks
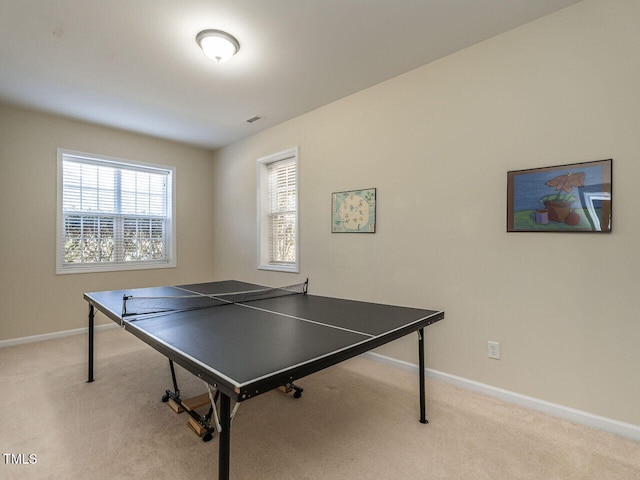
[56,148,176,274]
[257,147,299,273]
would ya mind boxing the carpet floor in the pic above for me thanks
[1,328,638,479]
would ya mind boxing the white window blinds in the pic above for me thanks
[57,150,175,273]
[267,159,297,265]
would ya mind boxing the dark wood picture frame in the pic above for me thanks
[507,159,612,233]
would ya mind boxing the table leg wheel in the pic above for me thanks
[202,432,213,442]
[161,393,170,402]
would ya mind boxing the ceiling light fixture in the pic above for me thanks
[196,29,240,63]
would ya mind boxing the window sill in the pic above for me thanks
[56,260,176,275]
[257,263,299,274]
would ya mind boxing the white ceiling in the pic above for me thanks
[0,0,581,150]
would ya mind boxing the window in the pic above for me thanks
[257,147,298,272]
[56,149,175,274]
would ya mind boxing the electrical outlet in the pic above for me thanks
[488,341,501,360]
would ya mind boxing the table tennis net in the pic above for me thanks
[122,281,308,317]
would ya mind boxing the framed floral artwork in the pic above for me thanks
[332,188,376,233]
[507,159,612,233]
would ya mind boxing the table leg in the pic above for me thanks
[169,360,180,397]
[219,393,231,480]
[88,304,95,383]
[418,327,428,424]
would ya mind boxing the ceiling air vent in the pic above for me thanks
[246,115,262,123]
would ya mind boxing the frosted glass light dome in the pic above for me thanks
[196,29,240,63]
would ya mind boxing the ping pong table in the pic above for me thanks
[84,279,444,480]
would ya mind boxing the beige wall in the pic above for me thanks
[0,105,215,339]
[210,0,640,426]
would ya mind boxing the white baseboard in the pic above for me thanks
[0,323,118,348]
[364,352,640,442]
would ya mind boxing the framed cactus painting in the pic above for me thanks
[507,159,612,233]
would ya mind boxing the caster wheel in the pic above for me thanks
[161,394,170,403]
[293,390,303,399]
[203,433,213,442]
